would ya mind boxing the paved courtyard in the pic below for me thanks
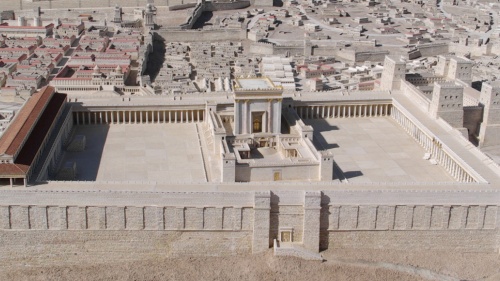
[60,124,207,183]
[306,117,454,183]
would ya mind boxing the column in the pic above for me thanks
[242,102,247,133]
[169,111,172,123]
[111,111,114,123]
[105,111,109,124]
[327,106,331,118]
[353,105,357,117]
[364,105,367,117]
[163,111,166,123]
[342,106,346,118]
[348,106,351,118]
[196,110,200,122]
[191,110,194,123]
[122,111,126,124]
[268,99,272,133]
[129,111,132,124]
[76,112,80,125]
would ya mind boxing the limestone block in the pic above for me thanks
[175,207,185,229]
[483,206,497,229]
[185,207,203,230]
[126,207,144,230]
[223,207,235,230]
[67,206,86,230]
[203,207,218,230]
[232,207,242,230]
[394,206,407,230]
[144,206,163,230]
[87,206,106,230]
[430,206,443,229]
[0,206,10,229]
[241,207,253,230]
[106,206,125,230]
[466,206,480,229]
[339,206,358,230]
[56,161,77,180]
[412,206,431,230]
[164,207,177,230]
[449,206,466,229]
[441,206,451,229]
[10,206,29,229]
[357,206,376,230]
[29,206,48,230]
[375,206,394,230]
[47,206,67,229]
[328,206,340,230]
[66,134,86,152]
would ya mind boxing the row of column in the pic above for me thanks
[74,110,205,125]
[295,104,392,119]
[391,106,475,183]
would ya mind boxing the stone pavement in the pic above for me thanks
[59,123,207,183]
[307,117,454,183]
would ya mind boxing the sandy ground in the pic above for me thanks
[1,248,499,281]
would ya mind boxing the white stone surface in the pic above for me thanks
[60,124,207,182]
[306,117,454,182]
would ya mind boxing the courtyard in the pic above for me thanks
[59,123,207,182]
[306,117,454,183]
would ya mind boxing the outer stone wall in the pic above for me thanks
[0,190,499,257]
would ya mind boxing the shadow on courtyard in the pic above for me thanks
[304,118,363,181]
[192,11,213,29]
[59,125,109,181]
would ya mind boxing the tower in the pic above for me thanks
[304,37,312,57]
[113,5,122,23]
[429,82,464,128]
[33,16,42,27]
[447,57,472,85]
[380,56,406,91]
[144,3,155,28]
[478,81,500,147]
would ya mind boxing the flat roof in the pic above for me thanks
[235,78,275,90]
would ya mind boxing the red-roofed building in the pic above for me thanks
[0,86,67,186]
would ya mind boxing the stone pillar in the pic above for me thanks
[303,191,321,253]
[253,191,271,254]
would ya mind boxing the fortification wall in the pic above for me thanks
[2,0,192,11]
[0,189,499,257]
[249,42,275,55]
[157,29,246,42]
[204,1,251,11]
[328,230,498,251]
[416,43,449,58]
[464,106,483,137]
[0,230,252,259]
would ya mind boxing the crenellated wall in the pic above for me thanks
[0,189,499,257]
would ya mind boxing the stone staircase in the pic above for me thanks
[273,239,324,261]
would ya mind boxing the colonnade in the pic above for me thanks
[391,106,476,183]
[294,103,392,119]
[73,109,205,125]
